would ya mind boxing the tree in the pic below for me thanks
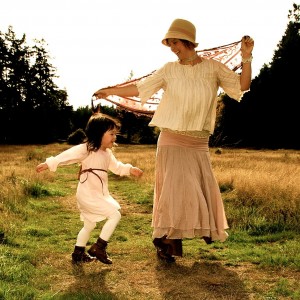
[243,3,300,149]
[71,105,93,132]
[212,3,300,149]
[0,26,72,144]
[115,109,158,144]
[210,93,244,147]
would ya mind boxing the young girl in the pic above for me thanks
[36,113,143,264]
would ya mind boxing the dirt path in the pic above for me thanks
[46,194,299,300]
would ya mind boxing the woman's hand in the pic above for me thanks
[241,35,254,58]
[93,84,139,99]
[93,88,112,99]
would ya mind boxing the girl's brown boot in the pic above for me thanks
[71,246,95,264]
[88,237,112,264]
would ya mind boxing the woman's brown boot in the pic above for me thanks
[153,236,182,263]
[71,246,95,264]
[88,237,112,264]
[202,236,213,245]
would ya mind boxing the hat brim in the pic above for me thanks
[162,32,198,47]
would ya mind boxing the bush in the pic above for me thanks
[67,129,86,145]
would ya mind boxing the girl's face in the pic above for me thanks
[100,128,118,150]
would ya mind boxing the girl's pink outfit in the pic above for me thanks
[46,144,133,222]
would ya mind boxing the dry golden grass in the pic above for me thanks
[213,149,300,204]
[1,144,300,300]
[114,146,300,206]
[212,148,300,230]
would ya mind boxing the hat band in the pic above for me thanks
[168,26,195,41]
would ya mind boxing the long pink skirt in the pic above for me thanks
[152,130,229,242]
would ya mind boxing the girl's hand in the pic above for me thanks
[241,35,254,58]
[130,167,143,177]
[36,162,48,173]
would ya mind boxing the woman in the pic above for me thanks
[93,18,254,263]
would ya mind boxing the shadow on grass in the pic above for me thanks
[54,264,118,300]
[155,260,249,300]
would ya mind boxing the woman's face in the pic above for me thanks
[100,128,118,150]
[167,38,190,60]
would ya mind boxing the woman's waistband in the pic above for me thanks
[158,129,209,151]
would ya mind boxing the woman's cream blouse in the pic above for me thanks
[136,58,245,135]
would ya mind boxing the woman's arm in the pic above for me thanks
[240,35,254,91]
[93,84,139,99]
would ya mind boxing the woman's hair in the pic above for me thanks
[85,113,121,152]
[180,39,195,50]
[166,38,195,50]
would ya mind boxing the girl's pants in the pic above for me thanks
[75,210,121,246]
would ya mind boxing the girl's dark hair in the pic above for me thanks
[85,113,121,152]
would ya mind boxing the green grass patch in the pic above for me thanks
[1,144,300,300]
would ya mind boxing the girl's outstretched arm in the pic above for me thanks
[130,167,143,177]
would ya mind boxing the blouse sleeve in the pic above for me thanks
[136,65,166,105]
[216,61,245,101]
[46,144,88,172]
[108,150,132,176]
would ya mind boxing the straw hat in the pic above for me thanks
[162,18,198,47]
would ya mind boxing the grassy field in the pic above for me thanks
[0,143,300,300]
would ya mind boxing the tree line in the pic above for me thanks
[0,3,299,149]
[211,3,300,149]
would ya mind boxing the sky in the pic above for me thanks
[0,0,296,109]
